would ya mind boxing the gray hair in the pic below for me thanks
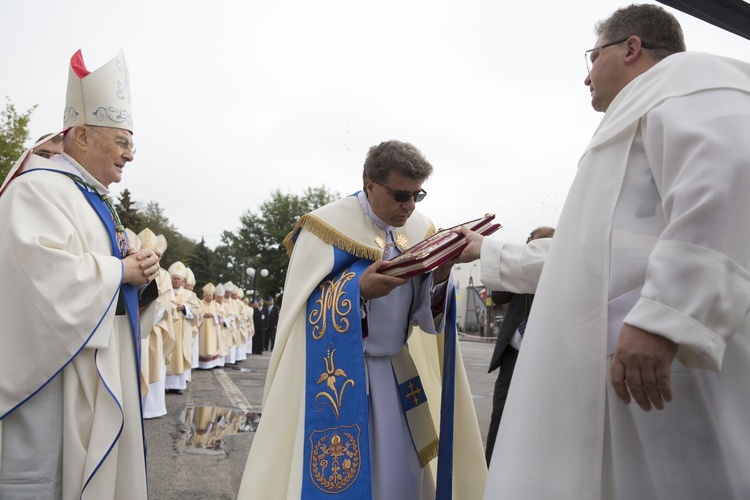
[596,4,686,62]
[362,140,433,190]
[36,132,62,144]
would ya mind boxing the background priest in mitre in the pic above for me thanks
[185,267,204,368]
[137,228,177,419]
[198,282,222,369]
[166,261,200,393]
[214,283,231,366]
[0,49,160,499]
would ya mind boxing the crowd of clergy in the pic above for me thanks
[125,227,272,419]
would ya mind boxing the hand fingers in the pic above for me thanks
[611,356,653,411]
[627,378,653,412]
[630,357,674,411]
[609,359,631,405]
[612,359,672,411]
[654,362,674,405]
[138,253,158,269]
[640,380,663,410]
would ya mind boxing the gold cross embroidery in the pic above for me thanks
[405,381,422,406]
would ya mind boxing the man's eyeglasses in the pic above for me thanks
[374,181,427,203]
[33,150,57,159]
[88,126,137,155]
[584,37,655,73]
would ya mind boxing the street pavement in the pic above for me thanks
[145,337,496,499]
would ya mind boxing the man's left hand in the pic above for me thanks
[610,324,678,411]
[360,260,408,300]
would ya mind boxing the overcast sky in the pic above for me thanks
[2,0,749,249]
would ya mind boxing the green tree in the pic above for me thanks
[0,98,37,181]
[187,237,215,290]
[212,234,239,289]
[138,201,197,268]
[115,189,145,232]
[217,185,340,303]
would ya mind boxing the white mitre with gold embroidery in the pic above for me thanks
[64,49,134,132]
[155,234,168,255]
[137,228,158,251]
[124,228,142,252]
[203,283,216,296]
[186,268,196,288]
[0,49,134,195]
[168,261,188,279]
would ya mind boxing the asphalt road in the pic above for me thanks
[144,337,496,499]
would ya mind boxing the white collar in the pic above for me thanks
[51,153,110,195]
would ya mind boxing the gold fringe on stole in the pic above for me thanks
[283,214,383,262]
[418,438,440,468]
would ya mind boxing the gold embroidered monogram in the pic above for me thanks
[308,271,355,340]
[309,427,362,493]
[374,235,386,249]
[314,346,355,419]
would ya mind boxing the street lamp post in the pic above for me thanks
[246,266,268,301]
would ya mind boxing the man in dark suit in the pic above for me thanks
[485,226,554,464]
[251,300,268,355]
[265,297,279,351]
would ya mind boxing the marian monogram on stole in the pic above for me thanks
[305,269,367,495]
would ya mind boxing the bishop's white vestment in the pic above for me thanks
[0,153,156,499]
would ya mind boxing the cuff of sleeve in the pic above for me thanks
[430,279,448,314]
[624,298,726,370]
[479,238,505,290]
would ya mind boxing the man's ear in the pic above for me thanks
[364,178,374,196]
[71,125,92,151]
[624,36,644,64]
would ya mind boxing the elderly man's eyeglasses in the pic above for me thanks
[374,181,427,203]
[33,149,57,159]
[88,126,137,155]
[585,37,655,73]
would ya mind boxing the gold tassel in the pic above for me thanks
[418,438,440,468]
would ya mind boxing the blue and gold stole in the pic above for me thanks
[20,168,141,366]
[300,235,460,499]
[303,248,372,499]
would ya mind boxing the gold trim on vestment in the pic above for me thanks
[283,214,383,262]
[284,213,437,262]
[418,438,440,468]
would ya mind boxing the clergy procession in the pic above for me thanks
[125,226,262,420]
[2,2,750,499]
